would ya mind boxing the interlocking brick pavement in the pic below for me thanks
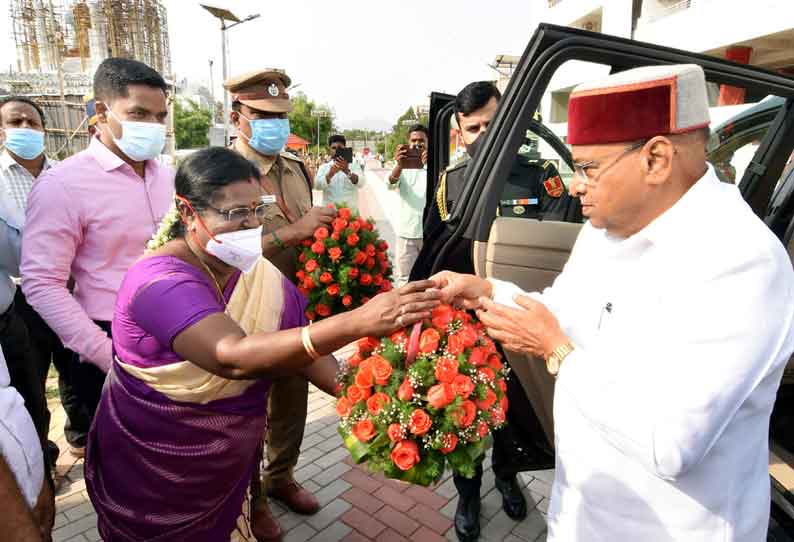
[47,167,552,541]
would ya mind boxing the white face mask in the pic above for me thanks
[107,109,166,162]
[205,225,263,273]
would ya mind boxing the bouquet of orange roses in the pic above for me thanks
[336,304,509,486]
[296,203,393,321]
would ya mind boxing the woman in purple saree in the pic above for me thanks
[84,147,440,541]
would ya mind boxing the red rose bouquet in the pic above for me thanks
[336,304,509,486]
[296,204,393,321]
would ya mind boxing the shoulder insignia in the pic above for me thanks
[280,151,303,163]
[436,171,449,221]
[447,154,470,171]
[542,160,551,169]
[543,176,564,198]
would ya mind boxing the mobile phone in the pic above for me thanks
[402,147,423,169]
[334,147,353,164]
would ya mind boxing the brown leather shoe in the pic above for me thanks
[268,481,320,515]
[251,497,283,542]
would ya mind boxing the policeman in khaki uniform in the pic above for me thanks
[225,68,335,541]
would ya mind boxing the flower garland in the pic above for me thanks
[146,201,181,251]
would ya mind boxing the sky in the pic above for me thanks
[0,0,537,130]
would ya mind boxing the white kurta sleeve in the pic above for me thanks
[314,163,331,190]
[557,248,794,481]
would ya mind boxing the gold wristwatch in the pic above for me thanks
[545,342,575,376]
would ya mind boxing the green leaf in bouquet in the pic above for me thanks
[339,428,370,464]
[446,448,478,479]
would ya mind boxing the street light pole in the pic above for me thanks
[220,23,228,145]
[201,5,260,147]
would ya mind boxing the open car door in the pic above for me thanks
[427,23,794,531]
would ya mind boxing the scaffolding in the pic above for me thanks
[9,0,171,77]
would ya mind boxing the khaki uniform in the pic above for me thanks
[225,69,313,491]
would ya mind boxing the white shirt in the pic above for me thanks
[0,345,44,508]
[315,160,365,210]
[492,165,794,541]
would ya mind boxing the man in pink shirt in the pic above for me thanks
[21,58,174,447]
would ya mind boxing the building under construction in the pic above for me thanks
[4,0,172,156]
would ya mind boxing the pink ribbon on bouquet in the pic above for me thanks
[405,322,423,369]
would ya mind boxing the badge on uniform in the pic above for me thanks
[268,83,280,97]
[543,175,564,198]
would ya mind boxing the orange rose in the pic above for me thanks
[427,383,456,409]
[389,330,408,346]
[366,243,376,257]
[352,419,376,442]
[336,397,353,418]
[387,423,404,443]
[347,233,360,246]
[347,353,363,368]
[477,367,496,383]
[338,207,352,220]
[380,280,392,292]
[419,328,441,354]
[468,346,488,367]
[372,356,394,386]
[434,356,459,384]
[347,385,371,404]
[446,333,464,356]
[378,240,389,251]
[327,284,340,297]
[357,337,380,355]
[304,310,315,321]
[316,304,331,317]
[348,267,360,279]
[314,227,329,240]
[311,240,326,254]
[488,354,503,371]
[365,257,376,270]
[431,304,455,330]
[440,433,458,455]
[305,259,318,273]
[397,379,414,401]
[303,276,316,290]
[497,379,507,393]
[320,272,333,284]
[367,392,391,416]
[391,439,420,471]
[355,367,374,388]
[352,250,367,265]
[409,409,432,436]
[360,273,373,286]
[458,324,479,348]
[452,400,477,428]
[477,388,497,410]
[359,356,374,373]
[342,295,353,307]
[451,374,475,399]
[500,394,508,414]
[329,247,343,262]
[477,420,490,439]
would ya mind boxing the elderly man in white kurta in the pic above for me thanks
[433,64,794,541]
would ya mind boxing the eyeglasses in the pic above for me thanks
[206,201,270,223]
[572,140,646,183]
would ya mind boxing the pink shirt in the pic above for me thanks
[21,138,174,371]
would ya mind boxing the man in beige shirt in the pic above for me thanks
[225,68,335,541]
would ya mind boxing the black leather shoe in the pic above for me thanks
[495,475,527,520]
[454,492,481,542]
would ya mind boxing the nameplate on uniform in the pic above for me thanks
[260,195,277,204]
[500,198,538,206]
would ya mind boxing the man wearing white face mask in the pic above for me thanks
[21,58,174,447]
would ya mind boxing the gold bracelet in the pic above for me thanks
[301,326,320,361]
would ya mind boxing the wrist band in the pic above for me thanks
[272,230,287,250]
[301,326,320,361]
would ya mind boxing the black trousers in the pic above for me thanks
[69,320,111,435]
[452,367,554,497]
[10,289,95,447]
[0,295,49,451]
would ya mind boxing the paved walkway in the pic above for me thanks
[48,162,554,542]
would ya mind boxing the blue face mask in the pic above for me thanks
[3,128,45,160]
[241,116,290,156]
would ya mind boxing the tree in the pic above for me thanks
[174,98,212,149]
[288,92,336,157]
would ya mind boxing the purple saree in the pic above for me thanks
[85,256,307,541]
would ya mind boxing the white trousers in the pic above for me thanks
[396,237,423,286]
